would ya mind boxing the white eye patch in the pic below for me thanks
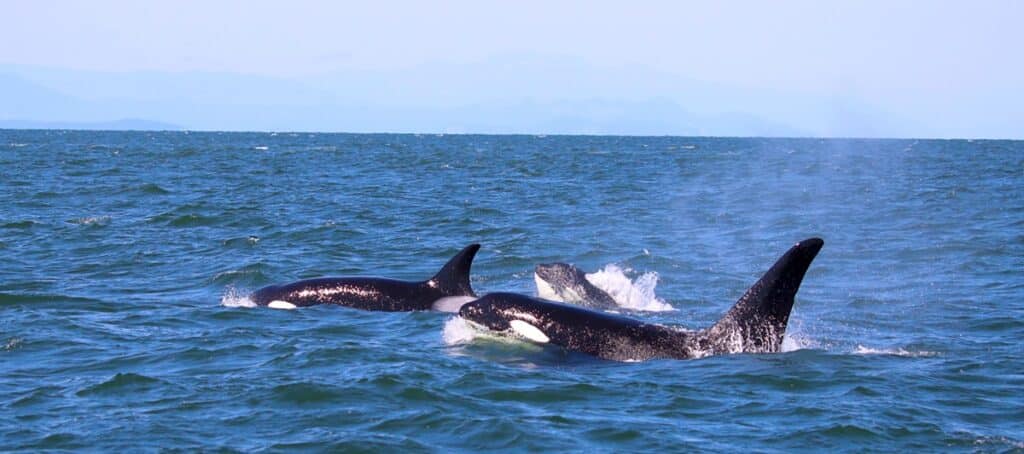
[267,300,297,310]
[510,320,550,343]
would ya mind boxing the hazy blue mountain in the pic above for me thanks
[0,60,913,137]
[0,73,88,119]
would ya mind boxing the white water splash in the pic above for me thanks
[220,286,256,308]
[972,435,1024,450]
[585,264,674,311]
[4,337,23,351]
[781,333,817,352]
[853,345,939,357]
[442,316,479,345]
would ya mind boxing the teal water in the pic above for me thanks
[1,130,1022,451]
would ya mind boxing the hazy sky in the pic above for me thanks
[3,0,1022,138]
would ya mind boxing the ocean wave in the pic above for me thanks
[221,236,260,248]
[75,373,163,397]
[1,220,40,229]
[852,345,939,357]
[211,264,270,286]
[0,292,104,306]
[165,214,220,227]
[136,183,171,194]
[67,216,111,226]
[269,382,346,405]
[1,132,1020,450]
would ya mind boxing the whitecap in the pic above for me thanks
[853,345,939,357]
[69,215,111,226]
[4,337,23,351]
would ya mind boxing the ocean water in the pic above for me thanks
[1,130,1022,451]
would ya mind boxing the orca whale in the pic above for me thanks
[534,263,619,310]
[251,244,480,312]
[459,238,823,361]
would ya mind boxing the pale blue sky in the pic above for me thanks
[2,0,1022,138]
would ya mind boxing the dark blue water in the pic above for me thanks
[1,130,1022,451]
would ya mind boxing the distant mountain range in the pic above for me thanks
[0,60,926,137]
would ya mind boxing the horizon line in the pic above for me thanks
[1,126,1020,142]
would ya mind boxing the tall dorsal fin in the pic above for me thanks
[702,238,824,354]
[428,244,480,297]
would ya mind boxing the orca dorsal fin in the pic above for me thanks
[428,244,480,297]
[702,238,824,354]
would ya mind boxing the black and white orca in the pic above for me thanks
[533,262,619,310]
[251,244,480,312]
[460,239,824,361]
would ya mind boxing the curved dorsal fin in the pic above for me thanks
[429,244,480,297]
[703,238,824,353]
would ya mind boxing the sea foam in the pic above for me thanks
[781,333,817,352]
[852,345,939,357]
[442,317,478,345]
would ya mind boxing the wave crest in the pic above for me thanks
[853,345,939,357]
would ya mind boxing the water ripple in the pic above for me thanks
[0,131,1020,450]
